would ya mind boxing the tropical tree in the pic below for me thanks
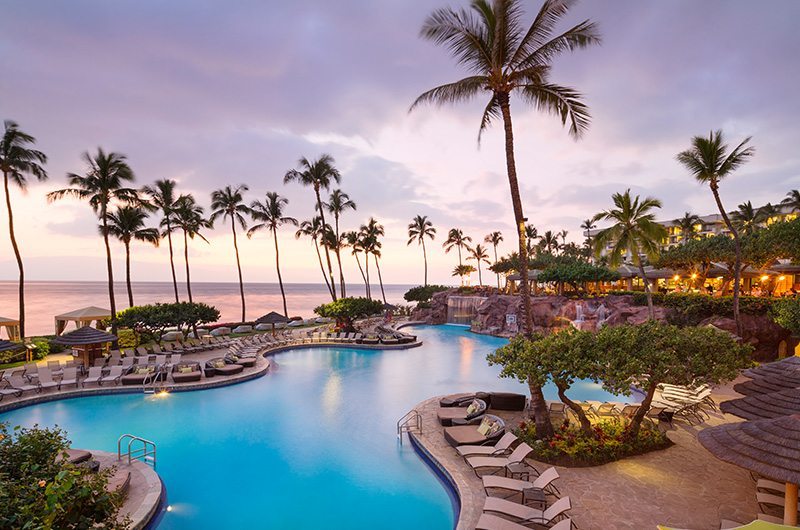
[538,230,560,255]
[452,264,477,285]
[524,224,538,256]
[759,202,779,224]
[443,228,472,266]
[0,120,48,339]
[731,201,761,235]
[677,130,755,335]
[592,189,667,319]
[172,194,212,303]
[141,179,180,302]
[407,215,437,286]
[248,192,298,317]
[104,206,159,307]
[558,229,569,249]
[344,230,370,297]
[782,189,800,213]
[297,217,335,298]
[361,217,387,303]
[467,244,491,285]
[484,231,503,288]
[674,211,702,243]
[48,149,139,333]
[284,154,340,300]
[580,218,596,248]
[324,189,356,297]
[209,185,251,322]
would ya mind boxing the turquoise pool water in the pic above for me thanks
[0,325,622,529]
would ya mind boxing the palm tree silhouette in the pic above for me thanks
[731,201,760,235]
[407,215,437,286]
[484,231,503,288]
[361,218,387,303]
[344,230,369,297]
[297,217,335,299]
[1,120,48,339]
[443,228,472,266]
[673,212,702,243]
[324,189,356,297]
[105,206,159,307]
[248,192,298,317]
[452,264,477,285]
[48,148,139,333]
[172,194,212,303]
[210,185,251,322]
[468,244,491,286]
[781,189,800,212]
[538,230,559,255]
[142,179,180,302]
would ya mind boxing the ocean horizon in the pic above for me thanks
[0,280,417,336]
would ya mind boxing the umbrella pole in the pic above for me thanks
[785,482,798,525]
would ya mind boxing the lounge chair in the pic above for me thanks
[93,357,107,368]
[206,358,244,376]
[476,514,573,530]
[154,355,167,366]
[120,356,135,368]
[121,365,158,386]
[457,432,518,457]
[483,466,561,498]
[482,495,572,526]
[101,366,123,385]
[82,366,104,387]
[59,367,78,390]
[437,398,487,426]
[444,414,505,447]
[226,353,257,367]
[47,360,63,376]
[578,402,598,419]
[0,380,22,400]
[7,375,40,394]
[23,362,38,382]
[595,402,619,417]
[37,367,59,391]
[617,404,640,419]
[171,362,202,383]
[135,346,150,357]
[467,442,534,476]
[548,402,567,421]
[169,353,182,365]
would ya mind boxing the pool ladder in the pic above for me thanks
[397,409,422,444]
[118,434,157,469]
[142,366,166,394]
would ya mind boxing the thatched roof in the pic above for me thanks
[721,388,800,421]
[256,311,291,325]
[54,326,117,345]
[698,414,800,484]
[733,373,800,396]
[0,340,22,353]
[0,316,19,325]
[54,306,111,320]
[743,356,800,380]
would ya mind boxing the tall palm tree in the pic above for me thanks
[467,244,491,285]
[284,154,340,300]
[593,189,667,319]
[248,192,298,317]
[758,202,779,225]
[344,230,370,297]
[104,206,159,307]
[361,217,387,303]
[0,120,48,340]
[452,264,477,285]
[48,148,139,333]
[524,224,538,256]
[538,230,559,254]
[674,212,702,243]
[443,228,472,266]
[142,179,180,302]
[781,189,800,212]
[484,231,504,288]
[677,130,754,335]
[324,189,356,297]
[557,229,569,250]
[731,201,760,235]
[209,185,251,322]
[172,194,211,303]
[297,217,335,298]
[407,215,437,286]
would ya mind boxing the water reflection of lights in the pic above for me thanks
[459,337,474,378]
[321,372,342,419]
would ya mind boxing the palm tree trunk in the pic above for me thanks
[375,256,387,304]
[634,251,655,319]
[124,240,134,307]
[422,238,428,287]
[711,183,742,335]
[165,218,179,302]
[101,211,118,334]
[314,238,334,298]
[354,253,368,296]
[498,92,551,438]
[364,252,371,299]
[183,230,193,303]
[477,262,483,286]
[272,227,288,317]
[3,172,25,339]
[335,215,346,297]
[230,219,246,322]
[457,245,462,267]
[314,187,337,300]
[493,244,500,289]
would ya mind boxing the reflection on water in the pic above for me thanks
[459,336,474,379]
[322,371,342,420]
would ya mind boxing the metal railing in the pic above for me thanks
[118,434,157,468]
[397,409,422,444]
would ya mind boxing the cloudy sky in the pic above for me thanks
[1,0,798,287]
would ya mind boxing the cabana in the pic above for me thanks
[0,316,20,341]
[54,306,111,335]
[54,326,117,369]
[0,340,23,353]
[721,388,800,421]
[255,311,291,336]
[698,414,800,525]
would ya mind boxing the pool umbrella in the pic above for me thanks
[54,326,117,368]
[721,388,800,421]
[698,414,800,525]
[256,311,290,336]
[743,357,800,380]
[0,340,23,353]
[733,372,800,397]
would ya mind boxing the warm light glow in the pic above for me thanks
[690,273,698,280]
[779,276,786,281]
[673,275,680,281]
[167,506,173,512]
[156,390,170,398]
[761,275,769,282]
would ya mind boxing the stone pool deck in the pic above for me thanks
[93,451,162,530]
[410,379,760,530]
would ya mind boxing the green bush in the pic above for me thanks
[315,297,385,331]
[608,290,776,324]
[117,302,221,343]
[403,285,450,303]
[771,298,800,336]
[116,329,138,348]
[30,339,49,360]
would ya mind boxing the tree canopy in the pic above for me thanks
[117,302,220,342]
[314,297,384,331]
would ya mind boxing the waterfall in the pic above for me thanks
[596,303,608,329]
[446,296,485,325]
[574,302,585,323]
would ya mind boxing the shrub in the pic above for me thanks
[771,298,800,336]
[608,291,776,324]
[117,302,221,343]
[403,285,450,303]
[315,297,384,331]
[116,329,138,348]
[30,339,49,360]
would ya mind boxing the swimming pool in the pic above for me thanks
[0,325,622,529]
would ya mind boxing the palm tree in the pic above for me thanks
[297,217,335,298]
[104,206,159,307]
[324,189,356,297]
[758,202,779,225]
[452,264,477,285]
[284,154,340,300]
[172,194,211,303]
[344,230,370,297]
[558,229,569,250]
[361,217,387,303]
[48,148,139,333]
[782,189,800,212]
[677,130,755,335]
[209,185,251,322]
[538,230,559,255]
[524,224,538,256]
[674,212,702,243]
[593,189,667,319]
[731,201,760,235]
[467,244,491,285]
[484,231,503,288]
[0,120,48,339]
[142,179,180,302]
[443,228,472,266]
[407,215,437,286]
[248,192,298,317]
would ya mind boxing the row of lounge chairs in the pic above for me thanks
[0,366,79,398]
[652,384,717,424]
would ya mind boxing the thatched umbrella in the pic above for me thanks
[256,311,291,336]
[734,372,800,397]
[743,357,800,380]
[698,415,800,524]
[0,340,23,353]
[54,326,117,368]
[721,388,800,421]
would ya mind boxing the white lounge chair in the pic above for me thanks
[483,495,572,526]
[59,367,78,390]
[457,432,518,457]
[467,442,534,476]
[82,366,104,387]
[0,380,22,400]
[37,367,60,391]
[476,513,573,530]
[483,466,560,498]
[101,366,123,385]
[7,375,40,394]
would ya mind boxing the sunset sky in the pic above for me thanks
[1,0,799,286]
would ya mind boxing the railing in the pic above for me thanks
[142,366,165,394]
[397,409,422,444]
[118,434,157,468]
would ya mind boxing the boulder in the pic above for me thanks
[699,314,791,362]
[232,325,253,334]
[287,320,304,328]
[210,327,231,336]
[315,317,332,324]
[161,331,183,342]
[255,323,272,331]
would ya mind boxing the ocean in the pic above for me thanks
[0,281,415,336]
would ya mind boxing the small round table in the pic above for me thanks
[522,487,546,509]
